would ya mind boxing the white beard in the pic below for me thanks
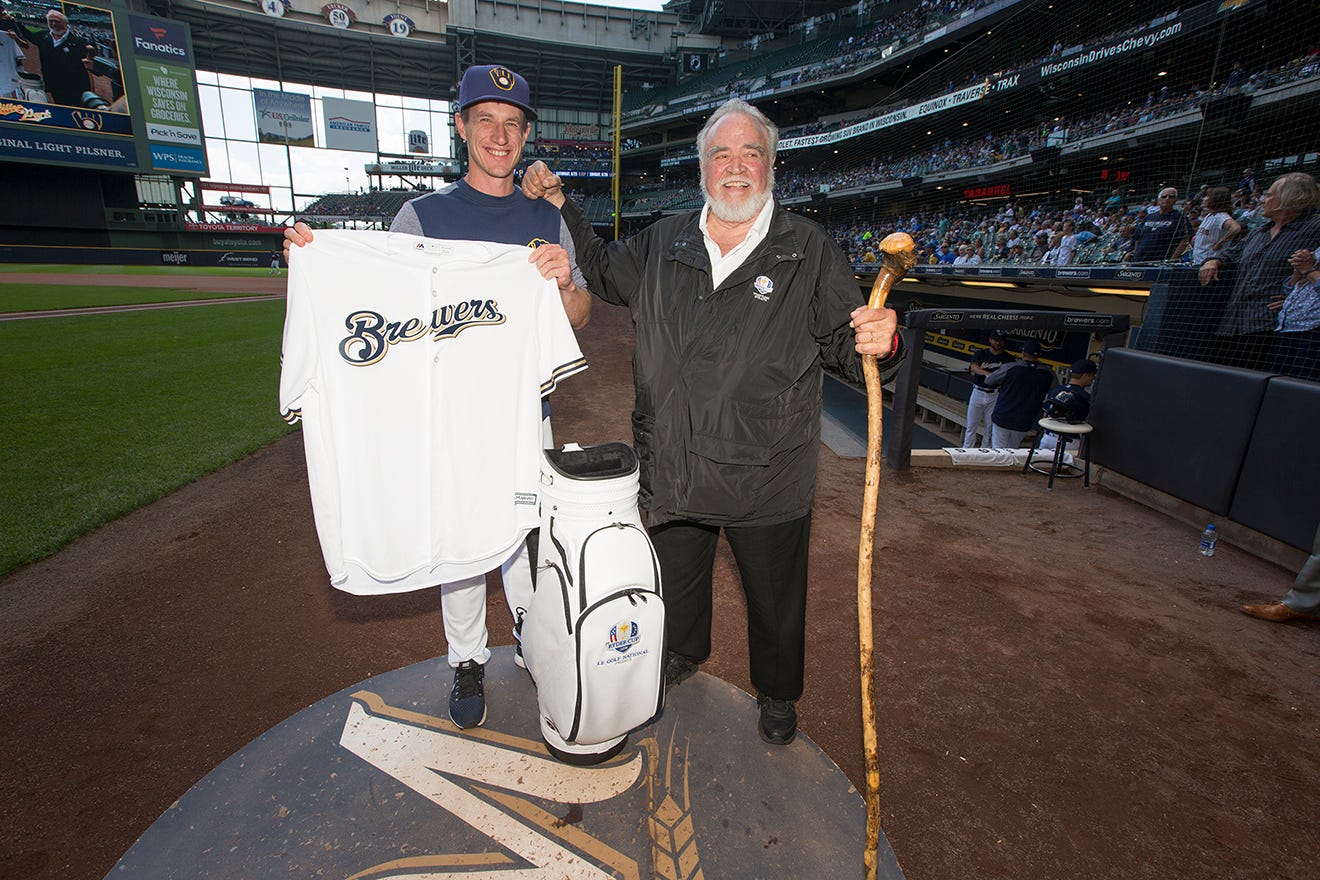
[705,169,775,224]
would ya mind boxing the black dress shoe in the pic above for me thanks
[663,652,698,692]
[757,695,797,745]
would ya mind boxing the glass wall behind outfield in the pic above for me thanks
[192,69,455,214]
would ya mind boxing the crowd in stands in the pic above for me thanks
[830,178,1281,269]
[300,189,422,221]
[525,140,613,173]
[623,0,995,119]
[617,50,1319,220]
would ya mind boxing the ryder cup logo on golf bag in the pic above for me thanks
[521,442,665,763]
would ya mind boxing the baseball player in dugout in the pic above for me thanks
[284,64,591,730]
[522,98,901,746]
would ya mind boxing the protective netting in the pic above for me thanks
[620,0,1320,381]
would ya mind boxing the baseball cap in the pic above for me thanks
[457,64,537,121]
[1070,359,1098,374]
[989,330,1008,340]
[1022,340,1042,356]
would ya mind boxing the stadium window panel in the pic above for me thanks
[344,89,374,104]
[375,106,405,155]
[220,88,257,142]
[225,141,261,188]
[195,70,218,86]
[198,85,225,140]
[269,187,294,213]
[258,143,292,188]
[217,72,251,90]
[204,141,230,186]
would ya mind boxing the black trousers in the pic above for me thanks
[649,513,812,701]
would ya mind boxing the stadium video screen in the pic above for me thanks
[0,0,206,174]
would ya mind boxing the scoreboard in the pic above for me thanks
[0,1,207,176]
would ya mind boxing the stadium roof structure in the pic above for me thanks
[143,0,675,115]
[665,0,858,38]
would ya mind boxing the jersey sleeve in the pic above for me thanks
[536,276,588,396]
[278,247,319,424]
[389,201,423,235]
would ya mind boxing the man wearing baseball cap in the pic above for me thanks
[284,63,591,731]
[1043,359,1097,424]
[983,339,1055,448]
[962,330,1016,448]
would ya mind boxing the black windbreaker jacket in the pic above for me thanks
[561,197,900,527]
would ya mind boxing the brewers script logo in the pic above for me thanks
[489,66,517,91]
[339,301,506,365]
[341,690,703,878]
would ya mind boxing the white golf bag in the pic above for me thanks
[521,442,665,764]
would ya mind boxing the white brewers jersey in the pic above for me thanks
[280,230,588,594]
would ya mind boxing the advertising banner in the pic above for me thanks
[134,59,202,145]
[0,125,135,166]
[126,12,206,175]
[322,96,376,151]
[780,82,988,152]
[254,88,313,146]
[148,141,205,172]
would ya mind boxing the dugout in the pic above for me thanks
[887,308,1316,558]
[887,308,1131,470]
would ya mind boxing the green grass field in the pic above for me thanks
[0,282,294,578]
[0,263,277,276]
[0,283,275,312]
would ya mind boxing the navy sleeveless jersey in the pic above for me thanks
[398,179,564,250]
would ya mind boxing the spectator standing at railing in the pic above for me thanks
[1209,173,1320,371]
[1238,166,1259,199]
[1055,219,1078,266]
[1128,188,1192,262]
[1266,247,1320,381]
[1191,187,1242,266]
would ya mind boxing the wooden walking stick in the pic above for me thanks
[858,231,916,880]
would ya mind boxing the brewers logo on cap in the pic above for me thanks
[488,67,516,92]
[457,64,538,120]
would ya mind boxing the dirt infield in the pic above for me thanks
[1,287,1318,879]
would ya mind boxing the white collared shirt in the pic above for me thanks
[700,198,774,288]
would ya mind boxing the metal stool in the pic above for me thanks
[1022,417,1093,488]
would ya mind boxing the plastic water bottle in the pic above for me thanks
[1198,524,1217,558]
